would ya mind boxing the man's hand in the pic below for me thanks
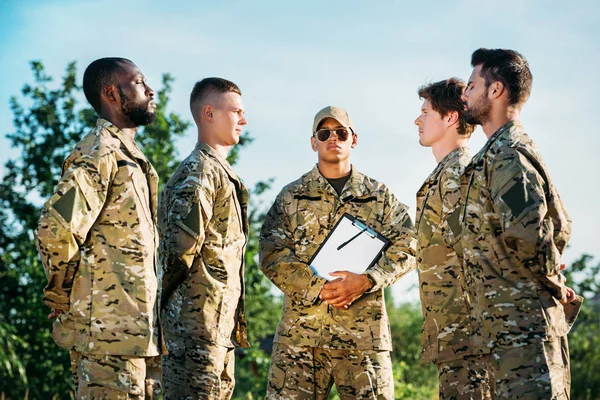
[560,287,577,305]
[320,271,373,310]
[47,309,62,320]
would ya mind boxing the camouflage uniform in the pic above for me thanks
[260,166,416,399]
[416,147,493,399]
[36,118,163,399]
[461,120,572,399]
[158,143,248,399]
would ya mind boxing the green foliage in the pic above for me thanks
[232,159,280,399]
[387,302,438,399]
[562,254,600,400]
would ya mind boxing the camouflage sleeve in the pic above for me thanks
[365,190,417,292]
[36,155,113,312]
[439,166,464,256]
[161,169,215,303]
[259,192,327,306]
[490,152,567,299]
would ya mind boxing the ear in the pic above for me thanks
[488,81,505,100]
[446,111,459,127]
[311,135,318,152]
[203,104,213,121]
[102,84,118,103]
[351,132,358,148]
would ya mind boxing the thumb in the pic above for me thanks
[329,271,348,279]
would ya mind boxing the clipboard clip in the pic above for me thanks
[352,219,377,238]
[336,219,377,250]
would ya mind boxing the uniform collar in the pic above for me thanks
[301,164,369,199]
[196,142,242,185]
[96,118,149,165]
[473,120,522,162]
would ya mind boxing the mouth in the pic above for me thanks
[149,100,156,109]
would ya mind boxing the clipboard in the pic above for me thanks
[309,213,390,280]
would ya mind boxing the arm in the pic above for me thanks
[259,192,327,306]
[160,169,214,304]
[36,155,112,312]
[490,152,569,299]
[364,190,417,292]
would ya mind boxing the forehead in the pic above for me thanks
[318,117,343,128]
[421,99,433,109]
[469,65,484,82]
[116,61,143,80]
[214,91,244,108]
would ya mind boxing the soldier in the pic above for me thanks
[461,48,578,398]
[158,77,249,400]
[259,106,416,399]
[36,57,163,399]
[414,78,493,399]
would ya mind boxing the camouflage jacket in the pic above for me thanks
[36,119,162,356]
[259,166,416,350]
[158,143,249,348]
[461,121,571,349]
[416,147,485,363]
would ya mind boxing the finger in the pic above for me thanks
[329,271,348,279]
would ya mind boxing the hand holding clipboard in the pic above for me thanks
[309,213,390,280]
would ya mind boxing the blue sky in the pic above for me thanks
[1,0,598,302]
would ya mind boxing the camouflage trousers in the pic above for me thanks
[162,335,235,400]
[266,342,394,400]
[437,354,494,400]
[70,351,161,399]
[491,336,571,399]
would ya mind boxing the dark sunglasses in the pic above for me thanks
[314,128,352,142]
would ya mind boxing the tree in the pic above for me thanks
[562,254,600,400]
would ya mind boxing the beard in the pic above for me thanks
[464,92,492,126]
[118,86,156,126]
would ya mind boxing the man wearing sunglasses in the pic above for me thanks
[260,106,416,399]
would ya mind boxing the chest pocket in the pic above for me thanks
[293,195,330,259]
[463,162,491,237]
[213,180,243,246]
[416,182,442,246]
[113,160,152,226]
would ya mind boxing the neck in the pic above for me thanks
[198,130,230,159]
[99,113,138,141]
[317,159,352,179]
[482,107,520,138]
[431,133,468,164]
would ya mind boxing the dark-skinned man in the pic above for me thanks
[36,57,164,399]
[259,105,416,400]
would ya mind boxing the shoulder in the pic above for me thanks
[359,172,409,213]
[167,149,224,193]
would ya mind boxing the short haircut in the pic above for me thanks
[471,48,533,108]
[189,77,241,117]
[418,78,475,137]
[83,57,133,113]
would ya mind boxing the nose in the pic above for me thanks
[239,114,247,125]
[461,91,468,102]
[145,83,155,98]
[414,116,421,126]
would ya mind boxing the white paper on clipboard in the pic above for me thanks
[309,213,389,281]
